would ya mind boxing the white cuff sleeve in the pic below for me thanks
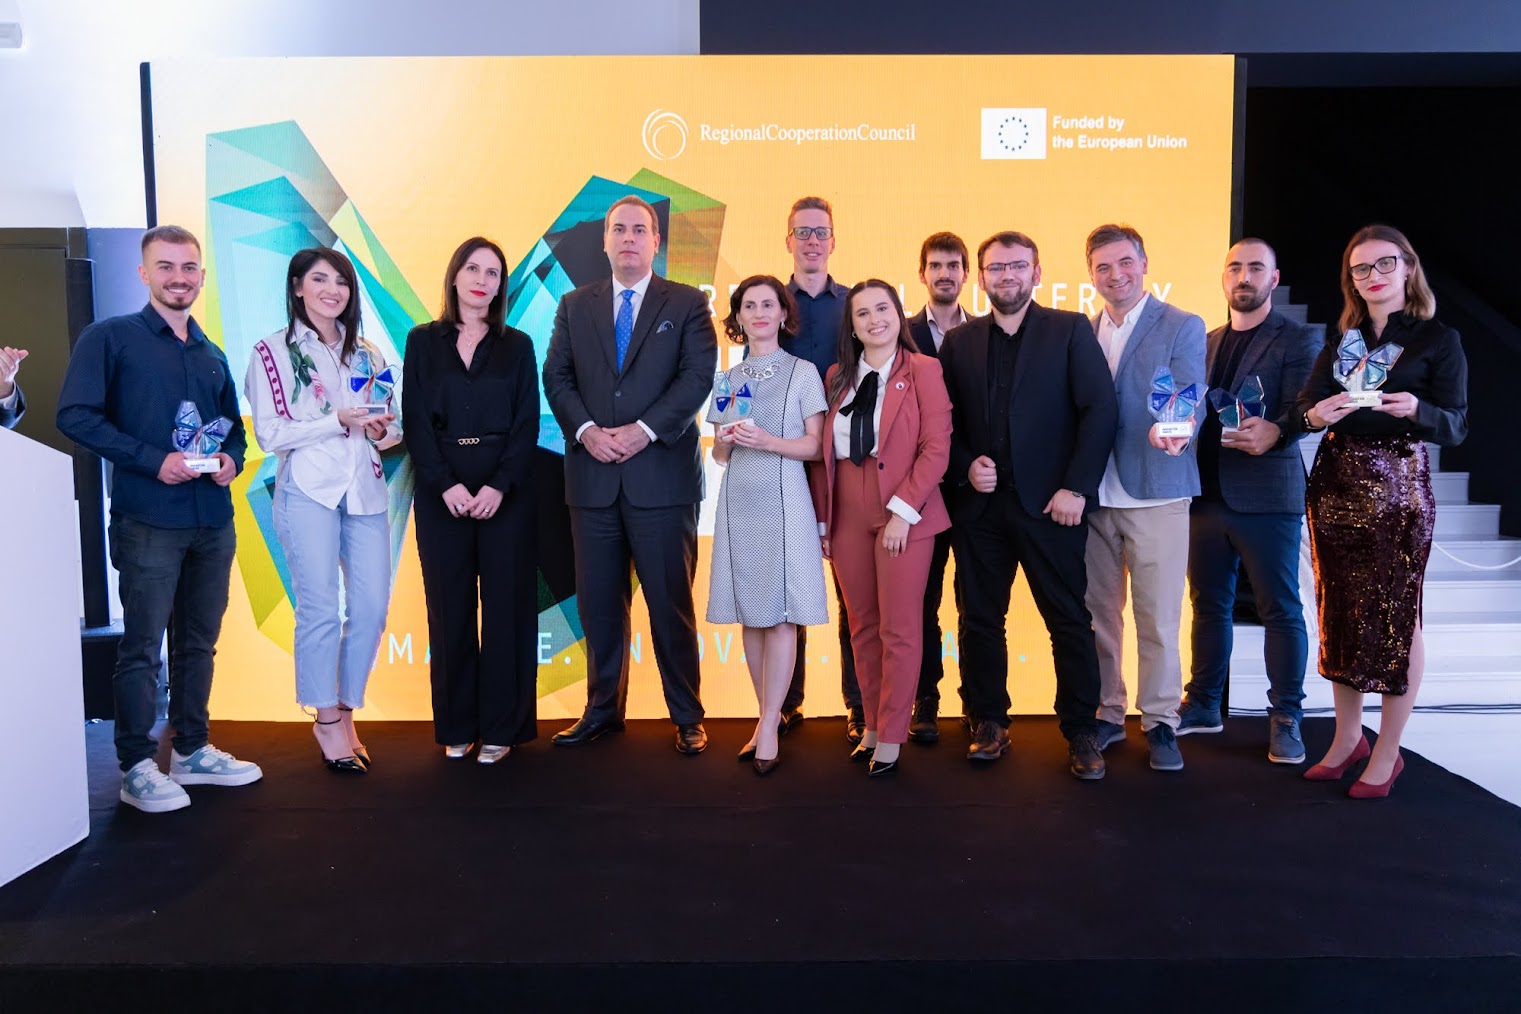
[886,495,922,525]
[0,388,16,411]
[575,421,594,442]
[636,419,657,443]
[817,522,827,536]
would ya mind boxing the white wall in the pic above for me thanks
[0,0,699,228]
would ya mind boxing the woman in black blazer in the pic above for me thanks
[403,237,539,763]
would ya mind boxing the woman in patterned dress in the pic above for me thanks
[707,275,829,775]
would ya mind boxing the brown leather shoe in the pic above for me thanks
[908,696,940,744]
[1068,731,1106,780]
[676,723,708,755]
[966,720,1010,762]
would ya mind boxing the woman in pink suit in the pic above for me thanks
[812,280,952,777]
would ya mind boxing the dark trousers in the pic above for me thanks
[785,572,861,713]
[415,491,538,746]
[953,490,1100,739]
[108,514,235,772]
[1186,499,1307,721]
[571,498,703,725]
[916,526,954,703]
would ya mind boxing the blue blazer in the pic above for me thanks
[1205,310,1320,514]
[1091,296,1207,501]
[0,381,22,430]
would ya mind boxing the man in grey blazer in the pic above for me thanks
[543,195,718,754]
[1084,224,1206,772]
[1179,239,1320,764]
[0,345,26,429]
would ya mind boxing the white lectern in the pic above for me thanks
[0,427,88,888]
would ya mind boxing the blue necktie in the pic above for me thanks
[615,289,634,371]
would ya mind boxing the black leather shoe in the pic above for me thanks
[845,705,866,744]
[967,720,1010,762]
[737,744,757,762]
[867,758,898,777]
[778,706,803,736]
[551,716,626,746]
[676,723,708,755]
[849,742,875,763]
[908,697,939,744]
[1068,731,1106,781]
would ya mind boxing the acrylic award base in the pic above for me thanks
[1345,390,1383,408]
[353,404,390,417]
[185,456,220,474]
[1154,421,1195,438]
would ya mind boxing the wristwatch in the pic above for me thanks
[1301,410,1325,433]
[1066,490,1085,499]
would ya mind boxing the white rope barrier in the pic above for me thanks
[1430,542,1521,572]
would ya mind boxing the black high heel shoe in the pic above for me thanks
[314,718,367,774]
[849,743,875,763]
[337,705,371,769]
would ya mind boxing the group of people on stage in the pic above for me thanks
[41,195,1466,812]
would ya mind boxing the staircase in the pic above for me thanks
[1227,290,1521,711]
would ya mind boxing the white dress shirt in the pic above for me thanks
[1094,293,1188,510]
[0,387,16,413]
[921,305,968,352]
[244,325,402,515]
[828,352,921,526]
[575,272,657,445]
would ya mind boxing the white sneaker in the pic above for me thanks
[120,759,191,813]
[169,744,263,786]
[477,744,511,764]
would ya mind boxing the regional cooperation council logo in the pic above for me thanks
[981,108,1048,160]
[642,109,688,161]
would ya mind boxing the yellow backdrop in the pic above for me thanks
[150,54,1236,721]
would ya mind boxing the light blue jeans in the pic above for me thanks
[272,484,392,709]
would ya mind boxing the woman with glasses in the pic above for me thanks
[1295,225,1467,797]
[811,280,951,777]
[403,237,540,764]
[706,275,829,775]
[246,247,401,774]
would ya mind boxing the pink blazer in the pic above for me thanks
[811,348,952,543]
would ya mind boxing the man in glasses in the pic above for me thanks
[1179,238,1319,763]
[778,196,862,742]
[1083,223,1206,773]
[904,232,971,743]
[939,232,1117,777]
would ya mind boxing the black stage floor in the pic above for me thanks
[2,716,1519,1012]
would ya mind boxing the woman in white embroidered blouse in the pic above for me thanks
[244,247,401,774]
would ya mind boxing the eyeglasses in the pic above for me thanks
[1349,255,1401,280]
[982,261,1032,275]
[790,226,833,240]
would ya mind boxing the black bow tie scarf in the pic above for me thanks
[842,371,880,466]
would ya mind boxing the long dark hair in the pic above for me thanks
[828,279,915,407]
[285,247,362,362]
[1338,224,1436,336]
[722,274,798,344]
[440,236,509,330]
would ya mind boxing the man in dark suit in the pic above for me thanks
[0,345,26,429]
[543,195,718,754]
[904,232,970,743]
[1178,238,1320,764]
[940,231,1118,779]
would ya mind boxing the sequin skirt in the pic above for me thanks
[1306,432,1435,695]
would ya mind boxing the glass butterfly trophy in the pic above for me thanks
[1208,375,1266,432]
[1333,329,1403,408]
[349,348,398,417]
[712,371,754,437]
[172,401,233,474]
[1148,366,1206,439]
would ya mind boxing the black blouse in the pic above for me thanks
[1295,312,1468,447]
[402,319,539,495]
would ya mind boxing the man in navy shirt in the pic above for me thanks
[777,196,863,742]
[58,225,262,813]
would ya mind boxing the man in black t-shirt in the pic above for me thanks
[1179,239,1321,763]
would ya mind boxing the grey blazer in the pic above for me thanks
[0,381,23,430]
[1091,296,1207,501]
[1205,309,1320,514]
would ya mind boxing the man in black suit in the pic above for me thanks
[904,232,970,743]
[939,231,1117,779]
[543,195,718,754]
[0,345,26,429]
[1178,238,1319,764]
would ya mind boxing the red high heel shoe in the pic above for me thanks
[1348,755,1404,799]
[1303,735,1370,781]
